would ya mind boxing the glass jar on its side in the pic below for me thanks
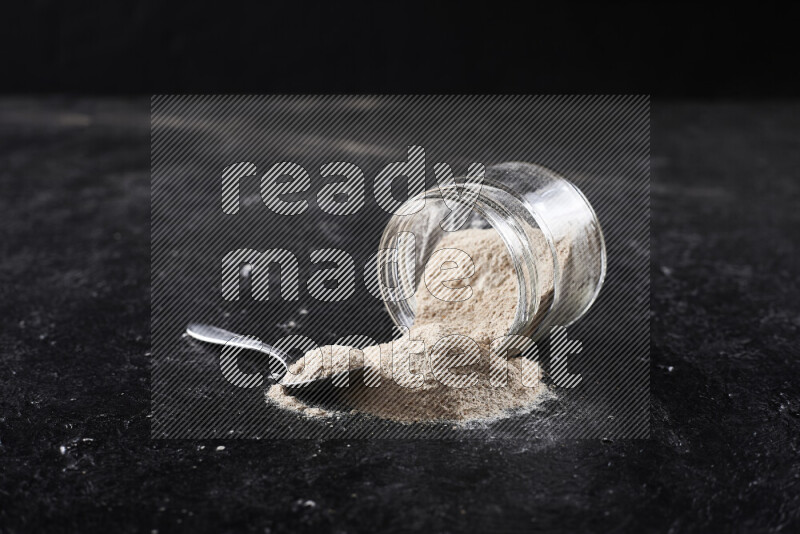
[378,162,606,340]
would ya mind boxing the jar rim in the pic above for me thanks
[378,180,558,339]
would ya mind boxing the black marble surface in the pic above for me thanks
[0,98,798,533]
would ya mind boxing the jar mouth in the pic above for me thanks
[378,181,557,339]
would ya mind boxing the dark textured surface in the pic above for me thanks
[149,96,649,440]
[0,98,798,533]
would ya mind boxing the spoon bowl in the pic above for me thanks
[185,323,360,391]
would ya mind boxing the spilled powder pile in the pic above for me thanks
[266,228,551,423]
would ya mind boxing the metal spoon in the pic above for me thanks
[185,323,363,393]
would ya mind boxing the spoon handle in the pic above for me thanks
[185,323,289,370]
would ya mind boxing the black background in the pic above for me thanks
[2,2,798,97]
[1,2,799,533]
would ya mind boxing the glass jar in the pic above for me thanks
[378,162,606,340]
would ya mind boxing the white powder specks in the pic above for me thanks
[266,229,550,423]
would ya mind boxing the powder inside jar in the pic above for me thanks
[266,228,555,423]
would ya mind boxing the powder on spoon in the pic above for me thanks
[266,228,556,423]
